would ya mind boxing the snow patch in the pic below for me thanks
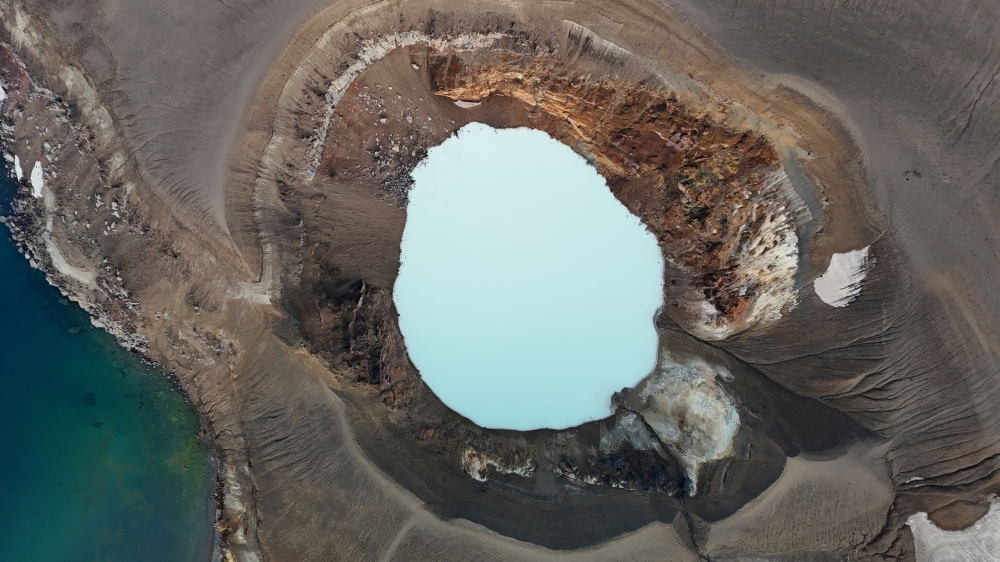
[908,497,1000,561]
[0,81,6,104]
[13,155,22,180]
[29,161,43,198]
[814,247,872,307]
[454,100,482,109]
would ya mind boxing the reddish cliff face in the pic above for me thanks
[427,50,802,339]
[12,0,1000,557]
[299,42,809,413]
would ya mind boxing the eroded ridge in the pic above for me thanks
[285,26,841,508]
[285,20,829,503]
[11,0,1000,559]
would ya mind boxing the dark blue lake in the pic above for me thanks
[0,168,214,561]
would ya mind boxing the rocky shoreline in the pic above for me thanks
[0,15,260,559]
[2,0,999,560]
[1,184,231,562]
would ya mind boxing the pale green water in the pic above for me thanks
[394,123,664,430]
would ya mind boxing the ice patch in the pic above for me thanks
[454,100,482,109]
[30,161,43,198]
[13,155,23,180]
[908,497,1000,561]
[814,246,871,307]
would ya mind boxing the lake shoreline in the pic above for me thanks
[3,0,999,559]
[0,0,889,555]
[0,177,218,562]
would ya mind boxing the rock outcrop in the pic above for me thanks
[2,0,999,561]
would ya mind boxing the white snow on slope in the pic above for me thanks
[30,161,43,198]
[814,246,871,307]
[0,82,6,104]
[13,155,22,180]
[908,497,1000,562]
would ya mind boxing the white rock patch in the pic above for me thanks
[682,169,805,340]
[814,246,871,307]
[30,161,43,198]
[908,497,1000,562]
[307,29,509,179]
[13,155,23,180]
[460,449,535,482]
[628,353,740,495]
[44,237,97,287]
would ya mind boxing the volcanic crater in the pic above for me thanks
[260,8,883,547]
[5,0,1000,559]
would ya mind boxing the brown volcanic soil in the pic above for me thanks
[282,39,882,545]
[426,50,782,326]
[1,0,999,561]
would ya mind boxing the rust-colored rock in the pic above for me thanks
[427,50,801,339]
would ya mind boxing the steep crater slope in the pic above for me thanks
[235,0,894,553]
[2,0,999,560]
[230,2,998,557]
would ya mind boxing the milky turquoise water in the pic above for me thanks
[394,123,664,430]
[0,172,214,561]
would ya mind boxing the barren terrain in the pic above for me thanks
[1,0,999,561]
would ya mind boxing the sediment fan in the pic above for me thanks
[1,0,997,560]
